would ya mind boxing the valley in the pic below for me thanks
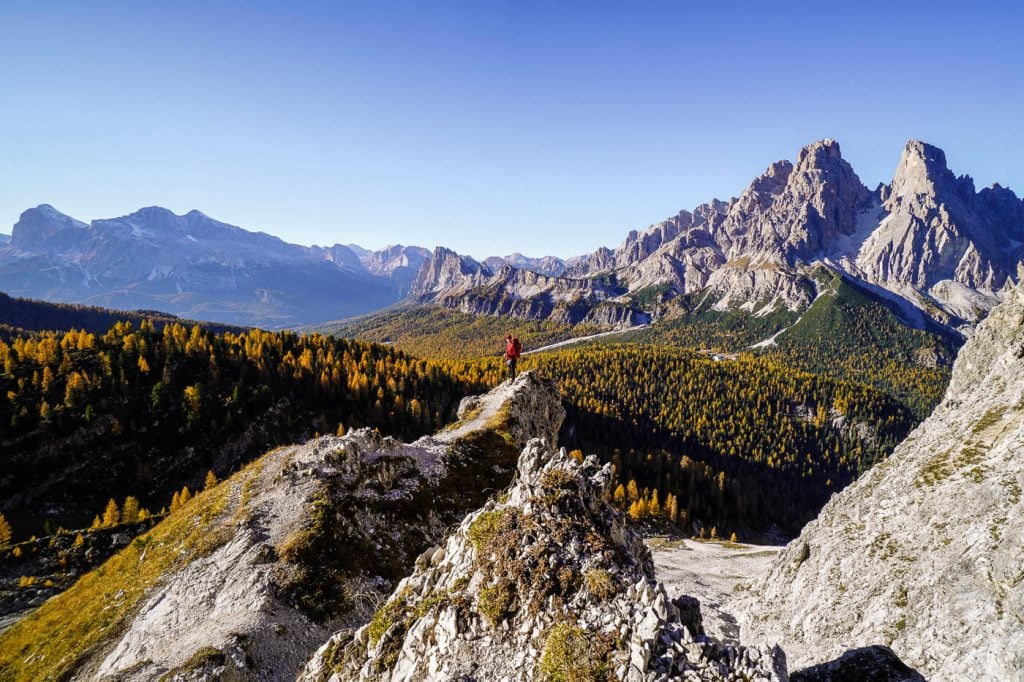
[0,138,1020,681]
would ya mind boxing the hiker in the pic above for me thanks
[504,334,522,380]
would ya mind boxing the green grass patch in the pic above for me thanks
[537,622,615,681]
[467,509,509,554]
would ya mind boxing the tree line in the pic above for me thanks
[0,321,483,539]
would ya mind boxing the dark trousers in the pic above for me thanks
[506,358,517,380]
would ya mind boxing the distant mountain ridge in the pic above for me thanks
[409,139,1024,335]
[3,139,1020,332]
[0,205,427,327]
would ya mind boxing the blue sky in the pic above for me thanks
[1,1,1022,259]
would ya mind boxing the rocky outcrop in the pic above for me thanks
[790,646,926,682]
[0,372,562,680]
[733,283,1024,679]
[408,247,493,297]
[415,249,647,329]
[485,253,567,278]
[305,442,787,682]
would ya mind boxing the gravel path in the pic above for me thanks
[646,536,781,644]
[524,325,648,354]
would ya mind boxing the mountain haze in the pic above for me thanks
[0,206,414,327]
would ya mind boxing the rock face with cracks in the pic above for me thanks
[734,283,1024,679]
[304,441,787,682]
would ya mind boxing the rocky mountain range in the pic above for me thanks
[409,139,1024,335]
[733,282,1024,679]
[0,205,429,327]
[3,139,1019,335]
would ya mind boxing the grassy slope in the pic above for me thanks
[314,305,603,360]
[0,457,266,681]
[759,273,960,418]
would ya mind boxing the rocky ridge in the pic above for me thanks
[409,139,1024,334]
[303,442,786,682]
[733,282,1024,679]
[0,372,562,680]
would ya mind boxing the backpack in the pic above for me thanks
[512,337,522,357]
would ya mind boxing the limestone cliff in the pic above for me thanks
[734,284,1024,679]
[402,139,1023,334]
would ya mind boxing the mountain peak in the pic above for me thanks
[901,139,948,169]
[11,205,87,251]
[890,140,955,196]
[795,138,845,171]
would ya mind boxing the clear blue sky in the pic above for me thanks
[1,1,1022,259]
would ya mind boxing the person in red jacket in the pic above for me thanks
[504,334,522,380]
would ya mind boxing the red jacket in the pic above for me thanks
[505,338,521,359]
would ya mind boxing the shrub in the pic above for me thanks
[467,509,507,553]
[584,569,617,601]
[537,622,614,681]
[367,587,412,646]
[478,582,513,626]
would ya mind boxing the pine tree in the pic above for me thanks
[102,498,120,527]
[183,384,203,424]
[204,470,218,490]
[179,486,192,506]
[90,515,102,530]
[170,491,181,512]
[0,513,12,546]
[729,532,738,543]
[710,526,719,540]
[666,493,679,523]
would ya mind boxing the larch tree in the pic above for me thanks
[121,496,140,524]
[102,498,120,527]
[0,513,12,545]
